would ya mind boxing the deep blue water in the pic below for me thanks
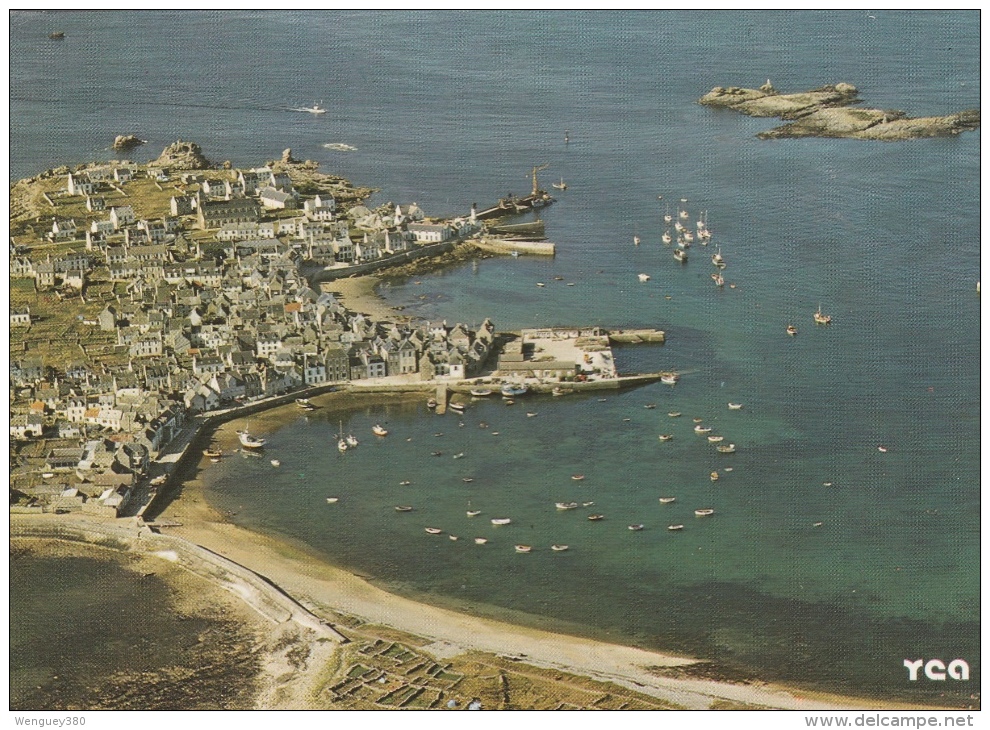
[9,10,980,701]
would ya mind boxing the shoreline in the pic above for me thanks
[153,404,952,710]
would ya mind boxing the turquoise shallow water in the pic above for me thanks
[10,10,980,701]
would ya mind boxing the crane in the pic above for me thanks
[529,164,549,197]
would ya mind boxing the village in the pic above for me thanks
[9,142,659,518]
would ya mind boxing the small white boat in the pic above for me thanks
[628,524,645,531]
[717,444,736,454]
[658,434,674,442]
[448,402,466,412]
[877,446,888,453]
[674,221,685,232]
[337,439,348,453]
[551,544,569,552]
[638,273,651,282]
[296,103,326,115]
[295,398,315,410]
[449,535,459,541]
[633,236,641,246]
[474,537,488,545]
[372,424,388,437]
[270,459,281,467]
[326,497,339,504]
[556,502,579,510]
[661,374,679,385]
[674,248,687,263]
[462,478,474,483]
[536,282,545,288]
[427,398,437,409]
[695,508,715,517]
[467,510,482,517]
[658,497,676,504]
[668,411,682,417]
[710,471,720,482]
[727,403,743,410]
[453,452,465,459]
[500,383,528,397]
[587,514,604,522]
[813,522,824,528]
[346,434,359,448]
[683,231,695,243]
[711,272,725,287]
[399,480,412,486]
[711,251,724,266]
[787,325,798,336]
[395,505,414,512]
[470,389,493,397]
[425,527,443,535]
[571,474,585,481]
[667,524,684,532]
[526,412,538,418]
[515,545,533,553]
[694,425,712,434]
[552,177,567,190]
[150,474,168,486]
[707,435,724,443]
[661,231,672,244]
[491,518,512,525]
[814,304,832,325]
[237,429,266,449]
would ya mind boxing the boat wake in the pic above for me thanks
[323,142,357,152]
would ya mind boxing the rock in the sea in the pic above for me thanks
[153,139,212,170]
[112,134,145,152]
[700,82,977,141]
[281,148,299,164]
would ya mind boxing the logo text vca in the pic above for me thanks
[903,659,970,681]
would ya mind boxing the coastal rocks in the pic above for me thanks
[699,83,979,141]
[153,139,212,170]
[112,134,145,152]
[281,147,298,164]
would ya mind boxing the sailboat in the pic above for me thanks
[237,423,265,449]
[551,177,567,190]
[661,230,672,244]
[679,198,690,219]
[337,421,348,452]
[814,304,832,325]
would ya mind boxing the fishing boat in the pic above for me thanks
[515,545,533,553]
[326,497,339,503]
[674,248,687,263]
[658,434,674,442]
[427,398,437,409]
[638,273,651,282]
[658,497,676,504]
[667,524,684,532]
[470,389,493,397]
[695,508,715,517]
[425,527,443,535]
[717,444,736,454]
[728,403,743,410]
[372,424,388,436]
[500,383,528,397]
[551,177,567,190]
[467,510,482,517]
[786,325,798,336]
[270,459,281,467]
[555,502,579,510]
[661,374,679,385]
[551,544,570,552]
[202,448,222,458]
[474,537,488,545]
[694,425,713,434]
[395,505,414,512]
[628,524,645,531]
[814,304,832,325]
[237,428,266,450]
[571,474,585,481]
[707,435,724,443]
[587,514,605,522]
[491,518,512,526]
[710,471,720,482]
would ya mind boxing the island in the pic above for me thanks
[698,81,980,140]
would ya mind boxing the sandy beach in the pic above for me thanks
[320,274,403,321]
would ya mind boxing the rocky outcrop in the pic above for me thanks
[112,134,145,152]
[152,139,212,170]
[699,83,979,141]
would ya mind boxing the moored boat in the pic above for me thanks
[395,505,414,512]
[514,545,533,553]
[638,273,651,282]
[667,524,685,531]
[474,537,488,545]
[659,434,673,441]
[555,501,579,510]
[814,304,832,325]
[491,518,512,525]
[326,497,339,503]
[425,527,443,535]
[449,535,459,541]
[571,474,585,481]
[710,471,720,481]
[661,374,679,385]
[628,524,645,531]
[695,508,715,517]
[674,248,687,263]
[658,497,676,504]
[694,425,712,434]
[427,398,437,409]
[786,324,798,336]
[346,434,359,448]
[470,389,493,397]
[727,403,743,410]
[668,411,681,417]
[717,444,736,453]
[500,383,528,397]
[587,514,604,522]
[372,424,388,436]
[202,448,222,458]
[237,429,266,449]
[448,402,465,412]
[467,509,482,517]
[338,438,348,453]
[707,435,724,443]
[270,459,281,467]
[551,544,570,552]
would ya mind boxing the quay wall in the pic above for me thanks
[10,516,347,641]
[308,241,456,283]
[475,238,556,256]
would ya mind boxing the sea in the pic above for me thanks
[9,10,981,703]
